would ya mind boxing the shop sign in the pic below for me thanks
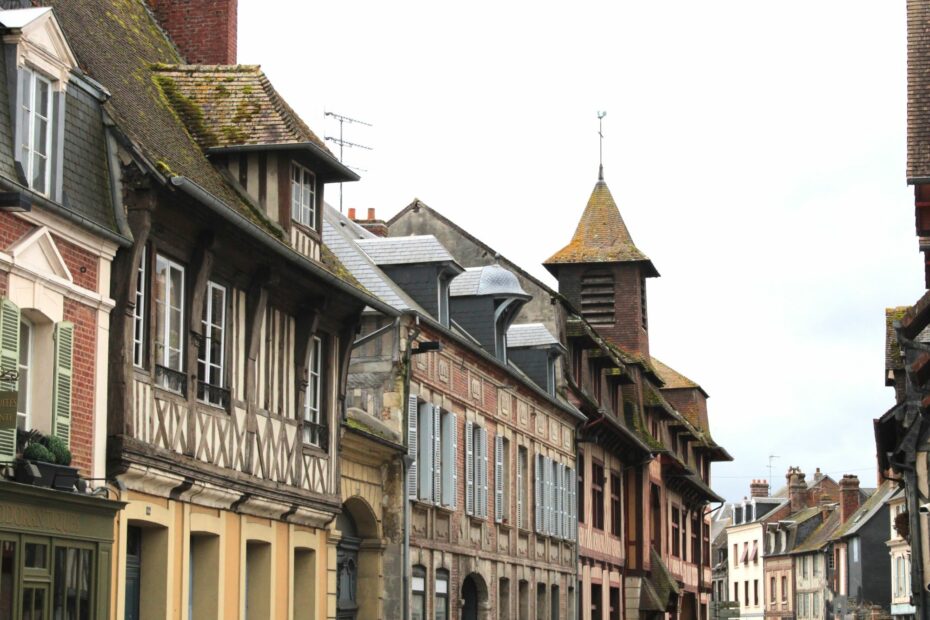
[0,390,16,430]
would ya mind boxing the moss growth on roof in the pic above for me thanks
[152,73,218,148]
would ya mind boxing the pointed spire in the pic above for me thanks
[544,177,658,276]
[598,164,604,181]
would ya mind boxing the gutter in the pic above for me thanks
[0,175,131,247]
[205,142,359,183]
[169,176,399,317]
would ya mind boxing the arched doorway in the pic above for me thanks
[337,498,382,620]
[460,572,489,620]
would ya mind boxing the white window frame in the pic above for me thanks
[197,281,227,405]
[17,317,32,430]
[154,254,185,377]
[290,162,317,230]
[21,66,53,196]
[303,335,323,446]
[133,246,146,368]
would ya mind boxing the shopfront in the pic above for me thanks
[0,480,121,619]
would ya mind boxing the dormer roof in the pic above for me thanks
[151,64,356,182]
[507,323,560,349]
[356,235,462,271]
[544,175,658,277]
[450,265,530,299]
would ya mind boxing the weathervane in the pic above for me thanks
[597,110,606,180]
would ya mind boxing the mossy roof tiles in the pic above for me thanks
[544,177,657,275]
[651,357,702,391]
[150,64,332,152]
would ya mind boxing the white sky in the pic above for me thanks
[240,1,922,501]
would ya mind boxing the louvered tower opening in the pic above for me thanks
[580,271,615,324]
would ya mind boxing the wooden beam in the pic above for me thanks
[185,230,216,454]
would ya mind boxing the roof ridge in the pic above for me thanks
[153,64,262,72]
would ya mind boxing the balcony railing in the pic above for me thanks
[155,365,187,394]
[197,381,230,409]
[302,421,328,451]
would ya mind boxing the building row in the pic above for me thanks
[0,1,729,619]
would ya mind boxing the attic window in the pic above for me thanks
[640,276,648,330]
[291,163,316,230]
[21,67,53,195]
[580,271,614,324]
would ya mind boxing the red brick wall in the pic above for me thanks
[63,298,96,475]
[147,0,238,65]
[54,234,98,292]
[0,211,35,250]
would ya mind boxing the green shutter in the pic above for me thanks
[52,321,74,448]
[0,298,20,462]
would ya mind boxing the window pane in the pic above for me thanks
[31,152,46,193]
[33,117,47,157]
[36,78,49,119]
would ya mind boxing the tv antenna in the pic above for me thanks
[597,110,606,180]
[767,455,780,489]
[324,111,372,213]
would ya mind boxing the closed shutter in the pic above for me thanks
[441,412,457,507]
[406,395,418,499]
[465,420,474,515]
[418,402,434,503]
[556,462,564,539]
[450,414,458,508]
[478,426,488,518]
[535,453,543,533]
[432,405,441,505]
[516,450,524,528]
[0,299,20,462]
[566,466,575,541]
[543,456,551,536]
[52,321,74,447]
[495,435,504,523]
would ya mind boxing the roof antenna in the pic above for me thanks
[597,110,607,181]
[324,110,372,214]
[768,454,780,491]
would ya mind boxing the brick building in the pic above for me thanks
[0,6,125,616]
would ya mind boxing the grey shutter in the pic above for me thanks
[555,462,563,538]
[566,466,574,541]
[478,427,488,518]
[494,435,504,523]
[406,395,418,500]
[441,412,457,507]
[433,405,441,505]
[465,420,474,515]
[418,403,434,503]
[535,453,543,533]
[546,458,554,536]
[0,299,20,462]
[451,414,458,508]
[52,322,74,447]
[516,450,524,528]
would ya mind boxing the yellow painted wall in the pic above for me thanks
[110,489,333,620]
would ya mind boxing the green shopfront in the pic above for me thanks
[0,480,121,619]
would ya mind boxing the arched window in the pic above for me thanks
[411,566,426,620]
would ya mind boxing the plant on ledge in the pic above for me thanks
[13,429,77,491]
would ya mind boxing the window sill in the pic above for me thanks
[497,520,513,532]
[195,399,230,414]
[468,515,487,526]
[300,443,328,458]
[291,221,321,240]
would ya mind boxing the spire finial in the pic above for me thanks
[597,110,607,181]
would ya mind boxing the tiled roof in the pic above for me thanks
[46,0,278,235]
[544,176,657,275]
[507,323,559,348]
[323,206,419,312]
[450,265,529,298]
[886,306,908,373]
[909,0,930,180]
[356,235,458,267]
[651,357,702,391]
[831,481,895,540]
[791,510,840,554]
[150,65,331,153]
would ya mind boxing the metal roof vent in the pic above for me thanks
[450,265,530,299]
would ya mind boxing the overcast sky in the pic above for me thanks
[240,1,921,501]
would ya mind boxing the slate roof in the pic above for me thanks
[47,0,279,235]
[323,206,419,312]
[544,175,658,276]
[150,65,333,155]
[356,235,458,267]
[909,0,930,180]
[831,481,895,540]
[791,510,840,554]
[507,323,560,348]
[450,265,530,298]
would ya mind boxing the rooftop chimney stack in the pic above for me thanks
[750,479,769,498]
[352,208,388,237]
[839,475,861,523]
[146,0,238,65]
[787,467,807,512]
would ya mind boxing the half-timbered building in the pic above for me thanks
[326,206,581,620]
[43,0,399,617]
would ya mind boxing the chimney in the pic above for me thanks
[352,207,388,237]
[750,479,769,498]
[787,467,807,512]
[146,0,238,65]
[819,495,835,521]
[839,475,861,523]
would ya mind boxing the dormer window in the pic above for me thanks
[291,162,317,230]
[21,67,53,195]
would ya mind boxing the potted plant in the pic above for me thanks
[14,430,79,492]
